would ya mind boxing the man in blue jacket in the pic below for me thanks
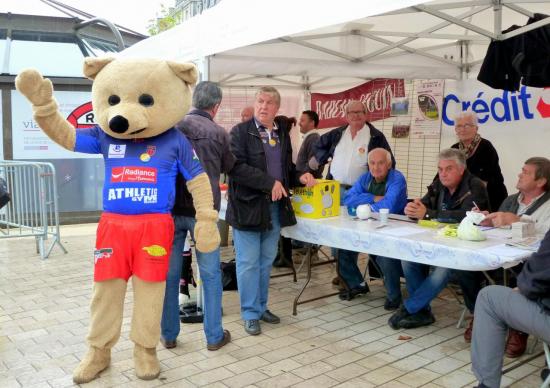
[340,148,408,308]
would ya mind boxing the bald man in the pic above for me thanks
[240,106,254,123]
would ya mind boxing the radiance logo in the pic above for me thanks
[111,166,157,183]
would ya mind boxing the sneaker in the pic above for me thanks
[244,319,261,336]
[505,329,529,358]
[260,310,280,324]
[464,316,474,343]
[384,298,401,311]
[541,368,549,382]
[338,284,370,301]
[399,309,435,329]
[388,306,411,330]
[160,337,177,349]
[207,330,231,351]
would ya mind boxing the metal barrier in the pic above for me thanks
[0,161,67,259]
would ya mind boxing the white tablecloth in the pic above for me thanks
[280,209,531,271]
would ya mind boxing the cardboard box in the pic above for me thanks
[291,180,340,218]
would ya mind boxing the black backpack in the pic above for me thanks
[220,260,238,291]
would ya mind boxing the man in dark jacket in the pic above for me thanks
[471,229,550,388]
[227,86,315,336]
[311,100,395,298]
[389,148,489,330]
[161,81,234,351]
[295,110,323,179]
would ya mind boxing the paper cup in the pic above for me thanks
[379,208,389,224]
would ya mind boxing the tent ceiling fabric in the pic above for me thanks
[121,0,550,90]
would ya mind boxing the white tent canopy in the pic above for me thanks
[121,0,550,91]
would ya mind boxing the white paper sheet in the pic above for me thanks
[479,244,530,257]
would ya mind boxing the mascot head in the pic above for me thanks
[83,58,198,139]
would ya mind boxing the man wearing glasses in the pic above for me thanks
[312,100,396,300]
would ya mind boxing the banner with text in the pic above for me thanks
[410,80,445,139]
[311,79,405,129]
[11,90,99,160]
[441,79,550,195]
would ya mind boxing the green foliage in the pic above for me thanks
[147,4,180,36]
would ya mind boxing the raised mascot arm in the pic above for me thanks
[15,70,76,150]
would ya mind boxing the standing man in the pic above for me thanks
[296,110,323,178]
[312,100,395,294]
[161,81,234,351]
[227,86,315,335]
[240,106,254,123]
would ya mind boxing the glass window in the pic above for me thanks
[9,40,84,77]
[0,29,7,74]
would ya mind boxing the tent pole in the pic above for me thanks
[197,56,211,81]
[494,0,502,37]
[302,75,311,113]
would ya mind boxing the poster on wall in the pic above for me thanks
[11,90,100,160]
[0,93,3,160]
[441,80,550,195]
[311,79,405,129]
[410,80,445,139]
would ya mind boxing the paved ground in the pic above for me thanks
[0,224,546,387]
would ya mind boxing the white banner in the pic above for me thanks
[11,90,100,160]
[410,79,444,139]
[441,80,550,195]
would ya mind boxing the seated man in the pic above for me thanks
[472,156,550,356]
[389,148,489,329]
[471,229,550,388]
[342,148,408,309]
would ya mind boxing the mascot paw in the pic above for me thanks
[72,347,111,384]
[194,220,221,253]
[134,344,160,380]
[15,69,54,107]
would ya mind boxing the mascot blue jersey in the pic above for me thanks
[74,126,204,215]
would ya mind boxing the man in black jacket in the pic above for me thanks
[311,100,396,299]
[389,148,489,330]
[227,86,315,336]
[161,81,234,351]
[471,229,550,388]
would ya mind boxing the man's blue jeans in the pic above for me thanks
[161,215,224,345]
[233,203,280,320]
[402,261,451,314]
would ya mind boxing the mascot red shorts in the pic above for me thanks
[94,212,175,282]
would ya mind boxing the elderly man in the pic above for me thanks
[467,156,550,356]
[240,106,254,123]
[161,81,234,351]
[227,86,315,335]
[342,148,408,308]
[313,100,395,294]
[296,110,323,179]
[389,148,489,329]
[471,229,550,388]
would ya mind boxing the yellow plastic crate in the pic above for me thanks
[291,180,340,219]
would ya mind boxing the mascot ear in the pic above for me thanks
[167,61,198,86]
[83,57,115,80]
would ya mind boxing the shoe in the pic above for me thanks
[160,337,177,349]
[399,309,435,329]
[388,306,411,330]
[505,328,529,358]
[338,284,370,301]
[541,368,549,382]
[384,298,401,311]
[464,316,474,343]
[332,276,341,286]
[207,330,231,351]
[260,310,280,324]
[244,319,261,335]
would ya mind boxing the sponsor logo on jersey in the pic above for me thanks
[111,166,157,183]
[107,187,158,204]
[94,247,113,264]
[108,144,126,158]
[142,245,167,257]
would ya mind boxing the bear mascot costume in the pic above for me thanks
[15,57,220,383]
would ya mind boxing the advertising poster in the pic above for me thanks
[311,79,405,129]
[410,80,445,139]
[11,90,100,159]
[442,80,550,194]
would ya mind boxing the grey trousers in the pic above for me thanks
[471,285,550,388]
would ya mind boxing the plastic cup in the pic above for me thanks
[379,208,389,224]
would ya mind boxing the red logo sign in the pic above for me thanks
[111,167,157,183]
[536,88,550,118]
[67,101,95,129]
[311,79,405,129]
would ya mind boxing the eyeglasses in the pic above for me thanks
[455,123,476,130]
[347,110,366,115]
